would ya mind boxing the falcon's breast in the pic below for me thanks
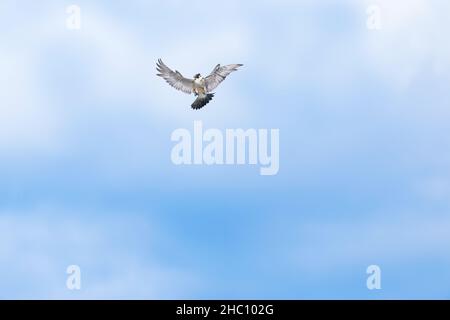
[193,78,206,95]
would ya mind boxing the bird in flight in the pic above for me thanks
[156,59,243,110]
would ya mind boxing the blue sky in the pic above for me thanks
[1,0,450,299]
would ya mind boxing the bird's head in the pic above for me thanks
[193,73,202,79]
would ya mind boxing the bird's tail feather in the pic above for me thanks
[191,93,214,110]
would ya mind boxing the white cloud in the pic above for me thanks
[0,46,62,154]
[356,0,450,88]
[0,207,199,299]
[288,212,450,274]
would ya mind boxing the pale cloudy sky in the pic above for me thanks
[1,0,450,299]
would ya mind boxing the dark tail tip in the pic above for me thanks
[191,93,214,110]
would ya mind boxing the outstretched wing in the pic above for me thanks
[156,59,194,94]
[205,64,243,92]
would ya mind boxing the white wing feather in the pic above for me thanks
[156,59,194,94]
[205,64,243,92]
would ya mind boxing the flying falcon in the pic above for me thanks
[156,59,243,110]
